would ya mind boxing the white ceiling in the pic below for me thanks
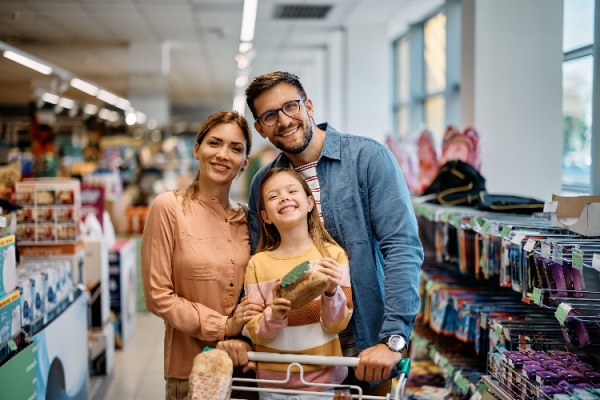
[0,0,441,124]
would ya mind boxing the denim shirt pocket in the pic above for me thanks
[336,194,369,246]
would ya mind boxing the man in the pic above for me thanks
[244,71,423,395]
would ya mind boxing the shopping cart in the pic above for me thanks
[230,352,411,400]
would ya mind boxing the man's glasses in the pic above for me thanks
[257,99,303,127]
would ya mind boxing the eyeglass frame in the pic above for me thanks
[256,98,304,127]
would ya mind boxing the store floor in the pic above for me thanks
[100,312,165,400]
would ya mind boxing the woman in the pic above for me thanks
[141,111,265,400]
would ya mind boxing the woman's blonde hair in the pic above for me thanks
[256,168,338,257]
[175,111,251,213]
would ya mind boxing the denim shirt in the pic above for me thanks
[248,123,423,353]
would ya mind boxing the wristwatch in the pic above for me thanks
[379,335,406,352]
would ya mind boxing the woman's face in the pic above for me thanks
[194,123,249,186]
[260,171,314,231]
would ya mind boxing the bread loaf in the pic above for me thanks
[280,260,331,310]
[189,348,233,400]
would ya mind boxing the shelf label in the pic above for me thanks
[543,201,558,213]
[511,233,526,244]
[0,216,6,228]
[489,222,499,236]
[480,313,487,327]
[429,347,436,360]
[447,364,455,378]
[7,340,16,351]
[440,357,449,367]
[494,323,503,340]
[426,280,434,292]
[481,221,490,233]
[593,253,600,272]
[571,249,583,270]
[541,241,551,258]
[501,225,512,238]
[555,303,572,326]
[524,239,536,252]
[532,288,543,304]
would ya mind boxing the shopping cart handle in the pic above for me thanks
[247,351,410,373]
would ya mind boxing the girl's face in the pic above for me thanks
[261,171,314,230]
[193,123,249,186]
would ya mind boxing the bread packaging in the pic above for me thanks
[189,348,233,400]
[280,260,331,310]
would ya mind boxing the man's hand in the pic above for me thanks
[216,339,256,373]
[354,343,402,382]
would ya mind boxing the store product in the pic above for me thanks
[280,260,331,310]
[189,348,233,400]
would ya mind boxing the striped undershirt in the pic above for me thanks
[294,161,358,357]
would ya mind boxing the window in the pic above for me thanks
[562,0,595,191]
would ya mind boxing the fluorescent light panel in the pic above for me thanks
[3,50,53,75]
[41,93,60,104]
[70,78,99,96]
[240,0,258,42]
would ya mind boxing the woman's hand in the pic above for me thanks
[270,279,291,320]
[216,339,256,372]
[225,297,265,337]
[314,258,342,296]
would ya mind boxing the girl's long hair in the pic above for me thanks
[175,111,251,214]
[256,168,338,257]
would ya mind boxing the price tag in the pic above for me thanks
[434,352,441,364]
[511,233,526,244]
[503,327,511,342]
[0,216,6,228]
[555,303,572,326]
[495,323,503,340]
[471,391,483,400]
[470,217,479,230]
[447,364,455,378]
[532,288,543,304]
[440,357,449,367]
[441,212,449,222]
[524,238,536,252]
[7,340,17,351]
[501,225,512,238]
[543,201,558,213]
[552,245,563,265]
[481,221,490,233]
[426,280,434,292]
[488,222,499,236]
[571,249,583,271]
[452,215,462,226]
[593,253,600,272]
[541,241,551,258]
[429,347,436,359]
[480,313,487,327]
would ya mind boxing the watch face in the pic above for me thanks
[388,335,405,351]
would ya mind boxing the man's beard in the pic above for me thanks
[274,119,313,155]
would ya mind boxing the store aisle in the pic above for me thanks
[103,312,165,400]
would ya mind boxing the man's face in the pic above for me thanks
[252,83,314,154]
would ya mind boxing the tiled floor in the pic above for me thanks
[101,312,165,400]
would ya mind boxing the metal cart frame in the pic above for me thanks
[230,352,411,400]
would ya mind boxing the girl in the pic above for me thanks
[243,167,353,400]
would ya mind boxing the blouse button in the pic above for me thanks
[227,239,232,243]
[224,218,229,222]
[229,282,234,287]
[230,260,234,264]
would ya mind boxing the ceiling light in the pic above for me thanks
[115,98,131,110]
[235,75,248,88]
[240,0,258,42]
[41,93,60,104]
[58,97,75,109]
[83,104,98,115]
[70,78,99,96]
[135,111,147,125]
[125,112,137,126]
[3,50,52,75]
[232,94,246,115]
[239,42,253,53]
[97,89,119,105]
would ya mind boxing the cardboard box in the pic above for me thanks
[109,239,137,349]
[89,321,115,376]
[0,235,16,298]
[550,194,600,237]
[0,290,21,346]
[84,238,110,327]
[0,342,37,400]
[19,241,85,286]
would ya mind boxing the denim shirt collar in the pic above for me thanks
[272,122,342,167]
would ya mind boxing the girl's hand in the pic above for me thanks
[225,297,265,337]
[270,279,291,320]
[313,258,342,296]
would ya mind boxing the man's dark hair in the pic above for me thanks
[245,71,307,119]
